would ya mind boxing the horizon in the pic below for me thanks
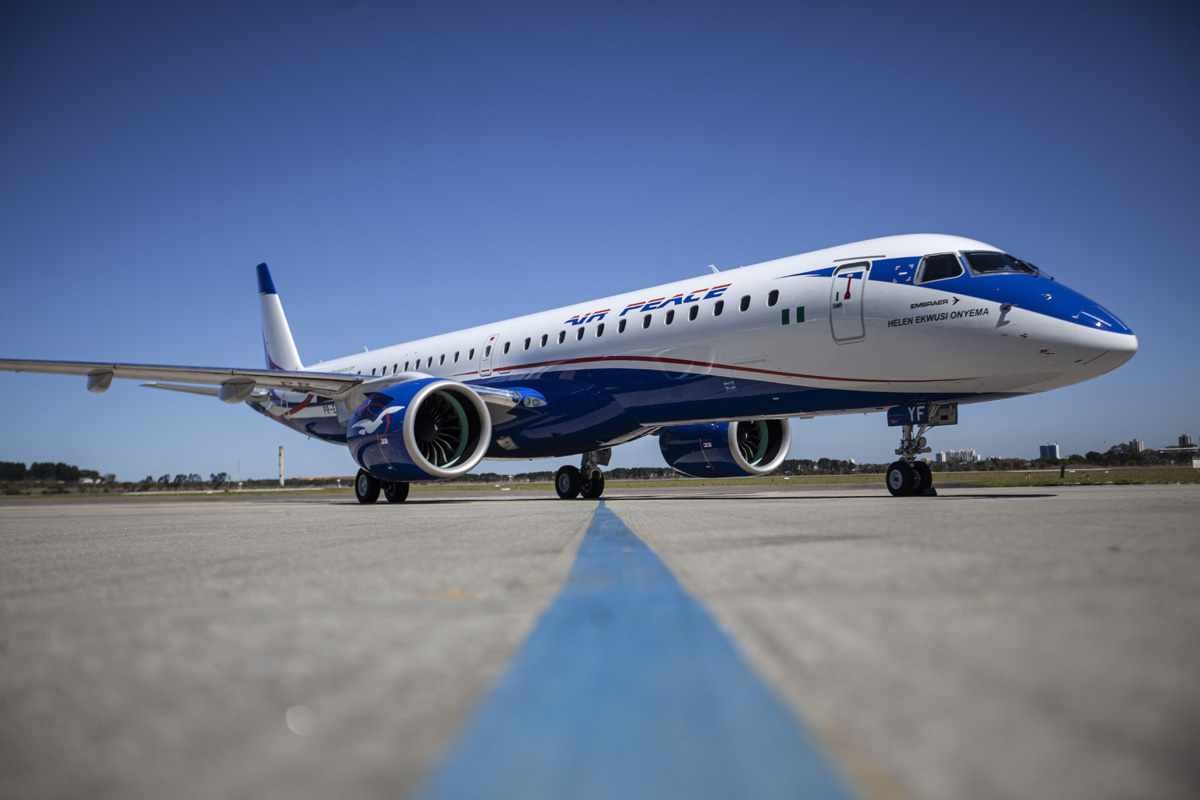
[5,435,1192,484]
[2,4,1197,480]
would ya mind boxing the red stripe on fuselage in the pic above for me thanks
[450,354,975,384]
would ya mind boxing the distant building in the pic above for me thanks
[934,451,947,464]
[944,449,979,464]
[1156,434,1199,457]
[1129,439,1145,454]
[1039,444,1061,461]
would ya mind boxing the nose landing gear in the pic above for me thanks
[886,423,937,497]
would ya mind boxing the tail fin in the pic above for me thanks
[256,263,303,371]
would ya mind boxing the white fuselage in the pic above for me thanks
[305,234,1135,411]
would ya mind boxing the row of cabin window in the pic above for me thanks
[497,288,784,353]
[368,347,479,376]
[366,288,784,375]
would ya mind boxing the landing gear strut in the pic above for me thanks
[887,424,936,497]
[555,448,610,500]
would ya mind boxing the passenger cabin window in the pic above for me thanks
[524,337,531,351]
[963,251,1038,276]
[740,295,751,312]
[643,314,652,329]
[665,309,675,325]
[619,319,627,333]
[576,327,585,341]
[371,367,376,376]
[919,253,965,283]
[597,323,605,337]
[404,361,410,371]
[439,354,445,365]
[541,334,548,347]
[714,300,724,316]
[454,352,459,362]
[504,342,511,354]
[689,305,698,321]
[469,348,475,360]
[393,363,398,373]
[768,289,779,307]
[485,345,491,357]
[558,331,566,344]
[426,357,432,368]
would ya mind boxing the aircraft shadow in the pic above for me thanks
[322,491,1056,506]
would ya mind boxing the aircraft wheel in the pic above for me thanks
[912,462,935,496]
[579,470,605,499]
[555,465,582,499]
[355,469,381,504]
[886,461,916,497]
[384,481,410,504]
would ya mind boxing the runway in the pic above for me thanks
[1,485,1198,799]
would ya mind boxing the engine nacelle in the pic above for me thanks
[659,419,791,478]
[347,378,492,482]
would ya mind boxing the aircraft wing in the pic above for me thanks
[0,358,362,397]
[0,358,536,410]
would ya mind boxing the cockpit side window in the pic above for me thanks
[917,253,964,283]
[963,251,1039,276]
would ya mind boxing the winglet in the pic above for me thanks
[256,262,277,295]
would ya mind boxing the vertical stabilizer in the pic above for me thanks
[257,263,303,371]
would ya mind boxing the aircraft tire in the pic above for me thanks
[355,469,381,504]
[384,481,410,504]
[555,465,583,499]
[886,461,916,497]
[912,462,934,495]
[580,470,605,499]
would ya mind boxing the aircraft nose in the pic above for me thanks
[1028,280,1136,380]
[1110,330,1139,355]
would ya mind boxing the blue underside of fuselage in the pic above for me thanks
[258,368,1010,459]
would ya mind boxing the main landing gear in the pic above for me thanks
[554,448,610,500]
[886,424,937,497]
[355,468,409,504]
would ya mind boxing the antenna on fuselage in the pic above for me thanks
[708,264,720,273]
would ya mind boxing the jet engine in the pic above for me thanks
[347,378,492,482]
[659,419,790,478]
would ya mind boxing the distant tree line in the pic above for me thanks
[0,461,111,483]
[2,439,1191,492]
[129,473,231,490]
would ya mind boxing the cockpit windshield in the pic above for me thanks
[963,251,1040,276]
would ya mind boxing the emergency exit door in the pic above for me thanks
[830,262,869,342]
[479,334,497,377]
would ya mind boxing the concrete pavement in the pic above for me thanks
[1,484,1197,798]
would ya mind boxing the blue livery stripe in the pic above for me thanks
[414,502,855,800]
[256,262,277,295]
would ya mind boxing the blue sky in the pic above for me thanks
[2,2,1197,480]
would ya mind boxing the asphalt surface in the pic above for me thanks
[1,484,1198,799]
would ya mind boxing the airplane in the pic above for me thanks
[0,234,1137,501]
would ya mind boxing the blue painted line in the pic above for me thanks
[414,502,855,799]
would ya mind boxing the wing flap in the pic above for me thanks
[140,382,224,397]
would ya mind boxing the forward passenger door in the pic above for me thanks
[830,262,869,342]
